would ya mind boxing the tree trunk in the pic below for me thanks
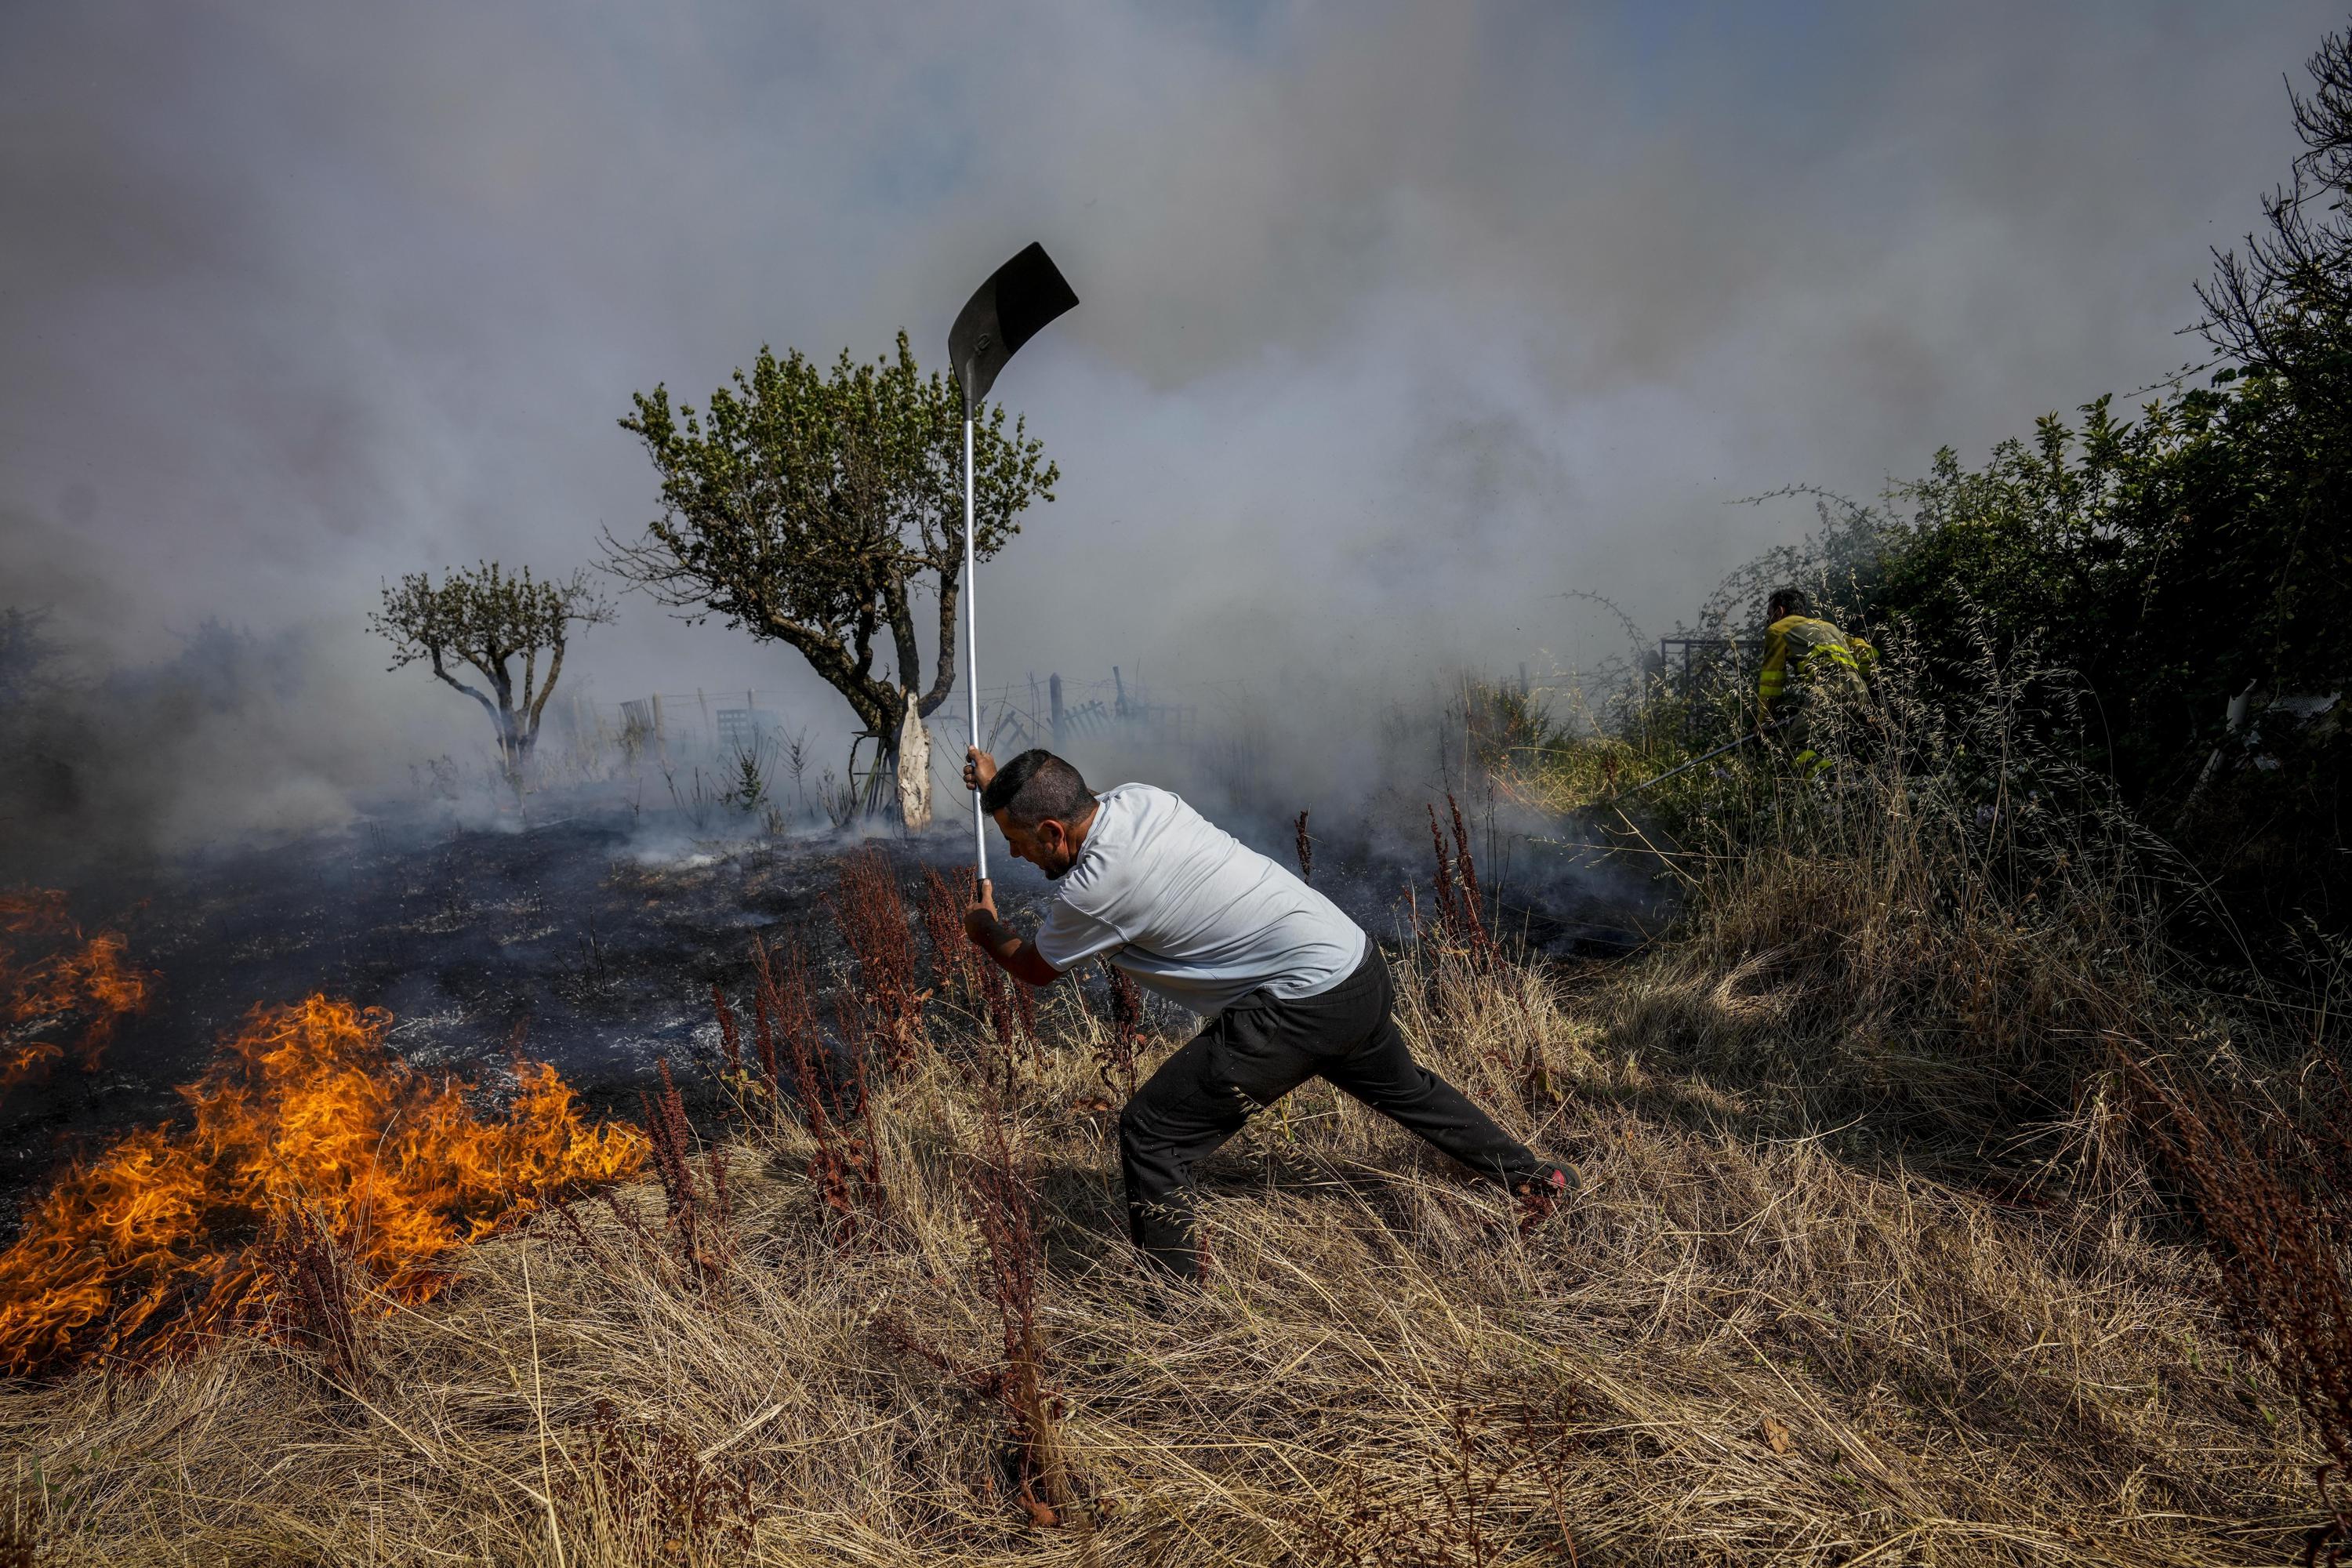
[496,704,529,807]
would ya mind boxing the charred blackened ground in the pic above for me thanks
[0,786,1665,1227]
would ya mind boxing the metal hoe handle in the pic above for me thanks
[964,412,986,882]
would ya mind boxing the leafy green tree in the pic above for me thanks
[600,332,1058,787]
[369,562,612,782]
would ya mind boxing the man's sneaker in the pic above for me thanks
[1512,1164,1576,1236]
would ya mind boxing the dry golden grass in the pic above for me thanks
[0,906,2322,1566]
[3,652,2326,1563]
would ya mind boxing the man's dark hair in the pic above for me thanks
[1768,586,1811,621]
[982,749,1097,827]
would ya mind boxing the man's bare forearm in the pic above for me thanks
[966,909,1062,988]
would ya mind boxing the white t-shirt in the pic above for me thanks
[1031,783,1368,1018]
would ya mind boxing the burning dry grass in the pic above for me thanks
[0,891,152,1102]
[0,914,2323,1564]
[0,994,642,1377]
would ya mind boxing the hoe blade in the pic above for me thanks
[949,242,1078,409]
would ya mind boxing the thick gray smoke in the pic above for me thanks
[0,1,2337,869]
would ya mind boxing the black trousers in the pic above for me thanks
[1116,945,1545,1277]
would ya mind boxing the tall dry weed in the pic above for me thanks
[641,1057,733,1283]
[977,964,1023,1091]
[921,863,982,1003]
[1097,967,1145,1102]
[745,935,887,1244]
[2130,1051,2352,1564]
[829,844,926,1071]
[263,1212,371,1396]
[1424,795,1494,973]
[963,1089,1077,1529]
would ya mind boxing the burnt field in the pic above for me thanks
[0,788,1659,1226]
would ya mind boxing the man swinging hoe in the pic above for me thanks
[960,746,1573,1280]
[939,245,1566,1283]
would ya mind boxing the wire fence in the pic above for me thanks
[1656,636,1764,742]
[569,666,1214,803]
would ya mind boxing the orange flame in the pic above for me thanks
[0,993,644,1375]
[1,889,154,1099]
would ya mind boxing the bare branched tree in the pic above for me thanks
[369,561,612,785]
[2199,26,2352,417]
[600,331,1056,797]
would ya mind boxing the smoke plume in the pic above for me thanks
[0,2,2335,866]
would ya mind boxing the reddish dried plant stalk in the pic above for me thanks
[1425,797,1494,971]
[641,1059,699,1267]
[1426,805,1457,938]
[2132,1052,2352,1563]
[966,1089,1073,1527]
[1447,797,1488,938]
[561,1398,759,1557]
[1013,977,1040,1051]
[1098,967,1145,1100]
[264,1212,368,1392]
[1447,793,1492,965]
[921,865,981,1002]
[980,963,1022,1091]
[748,978,781,1095]
[747,935,887,1245]
[828,847,926,1072]
[747,937,820,1107]
[641,1058,731,1283]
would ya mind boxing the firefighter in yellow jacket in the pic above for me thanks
[1757,587,1874,775]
